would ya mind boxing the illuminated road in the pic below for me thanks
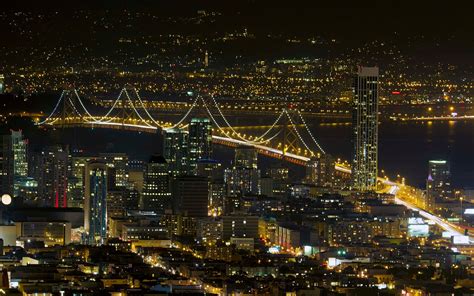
[385,183,472,243]
[395,115,474,122]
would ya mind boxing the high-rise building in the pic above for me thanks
[0,134,13,196]
[163,128,189,176]
[141,155,171,212]
[0,131,28,197]
[234,145,258,169]
[426,160,453,209]
[267,165,289,198]
[100,153,129,189]
[172,175,209,217]
[305,154,335,187]
[188,118,212,174]
[11,131,28,196]
[225,146,260,196]
[197,159,225,216]
[31,145,69,207]
[84,161,108,245]
[1,131,28,197]
[69,155,94,208]
[352,66,379,192]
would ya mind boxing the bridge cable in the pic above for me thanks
[297,110,326,154]
[207,94,274,144]
[284,109,313,155]
[73,89,97,121]
[123,89,155,127]
[92,88,125,123]
[37,90,66,125]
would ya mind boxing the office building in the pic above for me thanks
[100,153,129,189]
[188,117,212,174]
[31,145,69,207]
[16,177,38,205]
[234,145,258,169]
[0,131,28,197]
[69,155,94,208]
[84,161,108,245]
[11,131,28,197]
[352,66,379,191]
[426,160,453,209]
[267,165,289,198]
[222,215,259,240]
[225,146,260,196]
[141,155,171,212]
[0,134,13,196]
[163,128,189,176]
[305,154,335,187]
[172,175,209,217]
[197,159,225,216]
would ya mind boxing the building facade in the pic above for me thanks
[352,66,379,192]
[188,117,213,174]
[84,161,108,245]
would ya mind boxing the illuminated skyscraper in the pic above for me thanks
[305,154,335,187]
[352,66,379,192]
[100,153,129,189]
[426,160,453,209]
[197,159,224,216]
[188,118,212,174]
[225,146,260,196]
[31,145,69,207]
[163,128,189,176]
[142,155,171,212]
[84,161,108,245]
[0,134,14,195]
[11,130,28,196]
[0,130,28,197]
[69,155,93,208]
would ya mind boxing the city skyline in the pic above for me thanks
[0,2,473,295]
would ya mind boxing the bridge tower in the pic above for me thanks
[59,86,83,127]
[281,106,306,159]
[120,85,140,126]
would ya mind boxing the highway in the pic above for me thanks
[385,182,472,243]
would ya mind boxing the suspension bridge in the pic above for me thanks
[37,86,474,244]
[37,86,350,174]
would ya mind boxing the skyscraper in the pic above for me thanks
[11,131,28,196]
[305,154,335,187]
[31,145,69,207]
[163,128,189,176]
[225,145,260,196]
[197,159,225,216]
[188,117,212,174]
[352,66,379,192]
[142,155,171,212]
[69,155,94,208]
[100,153,129,189]
[0,130,28,197]
[426,160,453,210]
[84,161,108,245]
[0,134,14,196]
